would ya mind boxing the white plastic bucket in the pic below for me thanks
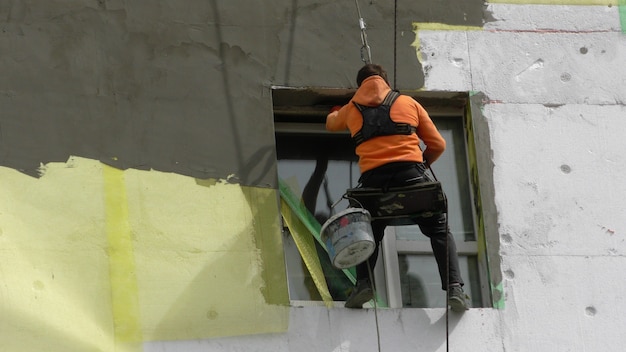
[320,208,375,269]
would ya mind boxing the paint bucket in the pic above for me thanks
[320,208,375,269]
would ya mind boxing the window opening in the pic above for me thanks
[274,88,361,304]
[279,160,359,302]
[273,87,489,308]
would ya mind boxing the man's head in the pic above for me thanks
[356,64,389,87]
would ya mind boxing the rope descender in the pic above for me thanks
[355,0,372,64]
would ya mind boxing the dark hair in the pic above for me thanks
[356,64,388,87]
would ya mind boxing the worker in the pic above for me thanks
[325,63,470,311]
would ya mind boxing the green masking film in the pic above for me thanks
[279,179,357,286]
[279,179,388,308]
[281,199,334,307]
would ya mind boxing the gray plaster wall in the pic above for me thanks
[6,2,625,351]
[0,0,487,186]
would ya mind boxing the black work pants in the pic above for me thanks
[355,161,464,290]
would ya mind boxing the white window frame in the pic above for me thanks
[381,226,482,308]
[379,113,489,309]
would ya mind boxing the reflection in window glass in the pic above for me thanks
[395,117,475,243]
[393,116,483,308]
[399,254,481,308]
[273,95,487,308]
[278,159,359,301]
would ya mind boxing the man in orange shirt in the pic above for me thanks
[326,64,470,311]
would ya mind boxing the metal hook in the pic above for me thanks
[355,0,372,64]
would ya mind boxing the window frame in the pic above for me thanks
[272,87,493,308]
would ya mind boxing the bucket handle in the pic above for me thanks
[331,193,365,210]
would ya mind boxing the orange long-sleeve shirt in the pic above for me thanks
[326,75,446,173]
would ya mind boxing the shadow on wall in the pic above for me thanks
[468,92,502,307]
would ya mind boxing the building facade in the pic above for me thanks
[1,1,625,351]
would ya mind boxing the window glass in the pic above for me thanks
[395,117,476,243]
[393,117,482,307]
[399,254,481,308]
[278,159,359,301]
[273,89,487,308]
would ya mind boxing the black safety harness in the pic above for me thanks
[351,90,416,146]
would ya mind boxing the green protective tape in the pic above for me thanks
[279,179,356,285]
[279,180,323,245]
[279,179,390,308]
[491,281,506,309]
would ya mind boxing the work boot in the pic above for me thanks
[448,285,470,312]
[345,279,374,309]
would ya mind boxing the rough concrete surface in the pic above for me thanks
[1,1,625,351]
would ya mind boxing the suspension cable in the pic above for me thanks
[446,213,450,352]
[393,0,398,89]
[430,166,451,352]
[367,261,382,352]
[353,2,451,351]
[354,0,372,64]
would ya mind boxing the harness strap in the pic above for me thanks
[352,90,400,113]
[352,90,416,146]
[382,90,399,105]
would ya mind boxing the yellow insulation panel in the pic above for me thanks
[0,157,289,351]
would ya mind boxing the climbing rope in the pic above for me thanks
[351,2,453,351]
[367,262,382,352]
[354,0,372,64]
[429,166,451,352]
[393,0,398,89]
[446,213,451,352]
